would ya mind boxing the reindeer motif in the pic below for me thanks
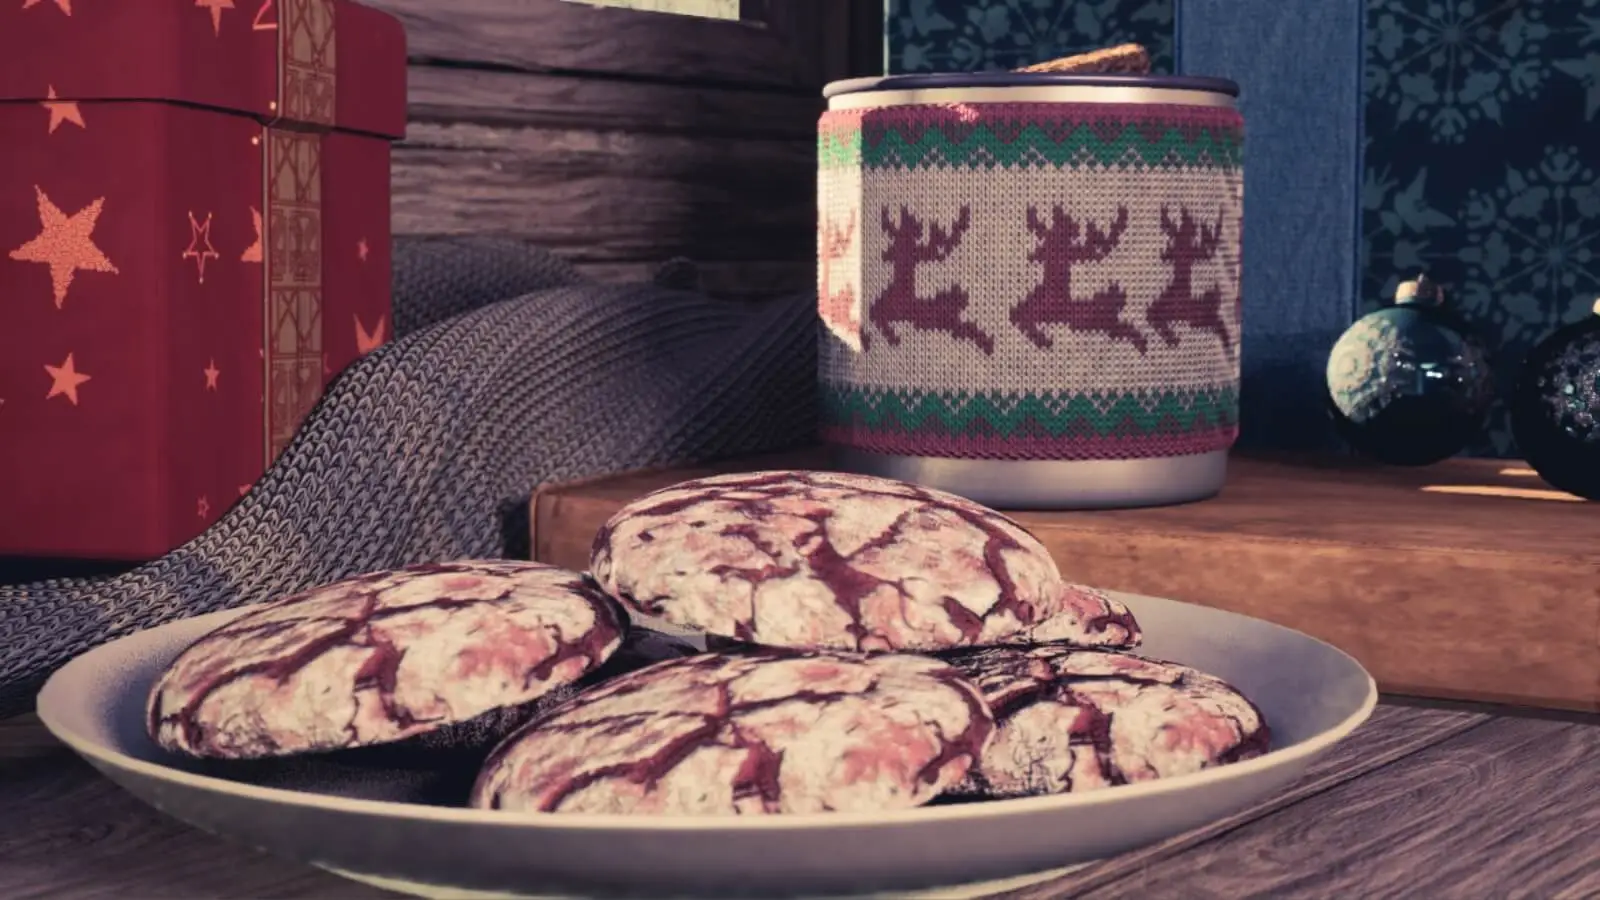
[1009,205,1145,353]
[868,205,994,355]
[817,210,860,348]
[1147,205,1233,355]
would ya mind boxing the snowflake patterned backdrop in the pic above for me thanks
[1361,0,1600,456]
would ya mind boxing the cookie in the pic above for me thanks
[590,470,1118,653]
[147,560,626,760]
[381,626,701,759]
[1030,583,1142,648]
[1016,43,1151,74]
[941,646,1269,799]
[471,650,994,815]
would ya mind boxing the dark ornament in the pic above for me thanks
[1510,298,1600,500]
[1325,275,1494,466]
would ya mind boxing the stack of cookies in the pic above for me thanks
[146,470,1269,817]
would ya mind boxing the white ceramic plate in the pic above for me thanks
[36,593,1376,899]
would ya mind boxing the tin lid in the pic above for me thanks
[823,72,1241,100]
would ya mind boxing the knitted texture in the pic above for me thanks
[0,238,818,716]
[818,100,1244,461]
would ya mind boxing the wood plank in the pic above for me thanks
[1060,716,1600,900]
[0,752,401,899]
[391,120,813,261]
[527,450,1600,711]
[0,712,58,762]
[364,0,819,90]
[574,258,812,300]
[999,703,1491,899]
[404,66,820,140]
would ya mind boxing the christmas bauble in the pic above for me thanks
[1325,275,1494,465]
[1510,299,1600,500]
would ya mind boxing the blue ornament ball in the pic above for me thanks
[1325,275,1494,465]
[1510,299,1600,500]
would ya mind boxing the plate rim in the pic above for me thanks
[35,595,1378,834]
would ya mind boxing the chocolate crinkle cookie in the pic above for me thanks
[940,646,1269,800]
[471,650,994,815]
[589,469,1140,653]
[370,625,701,760]
[147,560,626,760]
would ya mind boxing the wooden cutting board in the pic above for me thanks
[530,450,1600,712]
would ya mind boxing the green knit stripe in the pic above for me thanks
[818,127,863,169]
[817,123,1242,171]
[820,385,1240,438]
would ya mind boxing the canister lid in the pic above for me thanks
[823,72,1241,100]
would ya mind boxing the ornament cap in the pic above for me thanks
[1591,297,1600,317]
[1394,274,1443,306]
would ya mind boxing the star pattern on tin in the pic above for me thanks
[357,238,370,262]
[9,186,119,309]
[237,484,251,497]
[44,353,90,405]
[195,0,235,36]
[203,359,221,390]
[354,313,388,356]
[41,86,85,134]
[197,495,211,518]
[241,207,263,263]
[21,0,72,15]
[183,211,220,284]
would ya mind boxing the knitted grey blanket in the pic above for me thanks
[0,238,817,717]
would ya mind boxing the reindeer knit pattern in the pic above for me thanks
[817,101,1243,461]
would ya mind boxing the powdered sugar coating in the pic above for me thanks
[147,560,626,760]
[1030,583,1142,648]
[942,646,1269,799]
[591,470,1125,652]
[389,626,701,758]
[471,650,994,815]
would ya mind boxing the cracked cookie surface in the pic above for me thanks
[394,626,701,758]
[941,646,1269,799]
[471,650,994,815]
[147,560,626,760]
[591,470,1132,652]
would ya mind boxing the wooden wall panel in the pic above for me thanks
[365,0,883,301]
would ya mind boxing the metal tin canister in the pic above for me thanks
[816,72,1244,509]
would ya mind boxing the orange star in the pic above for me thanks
[354,313,388,355]
[44,353,90,405]
[182,211,220,283]
[197,495,211,518]
[41,86,85,134]
[203,359,221,390]
[241,206,263,263]
[356,238,369,262]
[251,0,276,30]
[22,0,71,14]
[195,0,235,35]
[9,186,118,309]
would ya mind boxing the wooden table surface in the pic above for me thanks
[2,701,1596,899]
